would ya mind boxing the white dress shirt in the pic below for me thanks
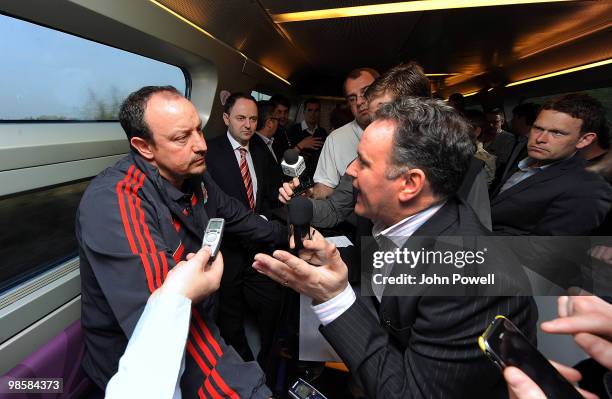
[312,202,445,324]
[300,120,318,135]
[105,291,191,399]
[227,131,258,200]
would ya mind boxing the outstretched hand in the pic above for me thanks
[541,295,612,369]
[253,230,348,304]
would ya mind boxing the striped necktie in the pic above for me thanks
[239,147,255,210]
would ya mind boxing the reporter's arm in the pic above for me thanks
[105,290,191,399]
[105,248,223,399]
[311,173,356,228]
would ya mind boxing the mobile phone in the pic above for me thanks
[479,315,582,399]
[288,378,327,399]
[202,218,224,259]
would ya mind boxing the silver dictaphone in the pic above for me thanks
[202,218,224,259]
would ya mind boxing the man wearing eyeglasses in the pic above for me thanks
[312,67,380,199]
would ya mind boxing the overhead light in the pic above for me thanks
[149,0,290,85]
[487,87,494,91]
[272,0,575,23]
[506,58,612,87]
[463,90,479,97]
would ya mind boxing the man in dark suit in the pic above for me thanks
[253,98,537,398]
[270,94,292,162]
[253,100,284,186]
[288,98,327,178]
[491,93,612,236]
[205,93,282,371]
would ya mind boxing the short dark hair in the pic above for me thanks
[365,62,431,101]
[119,85,182,143]
[223,92,256,114]
[270,94,290,109]
[541,93,609,149]
[376,98,475,199]
[512,102,540,126]
[256,100,276,131]
[344,67,380,95]
[303,98,320,108]
[486,108,504,119]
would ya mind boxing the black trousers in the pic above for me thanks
[216,243,282,373]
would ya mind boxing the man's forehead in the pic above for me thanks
[274,104,288,112]
[145,93,193,120]
[363,119,395,143]
[369,91,395,105]
[535,109,583,131]
[345,72,375,94]
[230,98,257,114]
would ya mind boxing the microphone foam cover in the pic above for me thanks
[287,196,313,226]
[283,148,299,165]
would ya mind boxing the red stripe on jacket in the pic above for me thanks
[116,166,155,292]
[133,170,163,288]
[191,310,239,398]
[115,165,138,253]
[193,310,223,356]
[188,340,224,399]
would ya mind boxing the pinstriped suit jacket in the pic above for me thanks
[320,199,538,399]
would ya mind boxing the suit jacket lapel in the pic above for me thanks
[378,200,459,315]
[221,135,251,206]
[491,137,527,197]
[250,138,266,209]
[491,155,582,205]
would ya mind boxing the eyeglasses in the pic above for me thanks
[346,85,371,104]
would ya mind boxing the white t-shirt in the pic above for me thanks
[313,120,363,188]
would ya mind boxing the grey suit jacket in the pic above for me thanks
[320,199,537,399]
[311,158,492,230]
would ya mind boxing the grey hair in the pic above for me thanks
[376,97,475,198]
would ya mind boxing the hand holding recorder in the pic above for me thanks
[160,247,224,304]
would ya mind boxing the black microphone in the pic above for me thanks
[287,196,313,252]
[281,149,314,196]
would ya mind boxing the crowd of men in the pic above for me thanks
[76,60,612,398]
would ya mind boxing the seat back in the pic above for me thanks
[1,320,91,399]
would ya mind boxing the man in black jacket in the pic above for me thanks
[205,93,284,371]
[78,86,285,398]
[253,98,536,398]
[491,93,612,236]
[288,98,327,178]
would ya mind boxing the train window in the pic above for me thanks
[0,180,89,293]
[251,91,271,101]
[0,13,186,122]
